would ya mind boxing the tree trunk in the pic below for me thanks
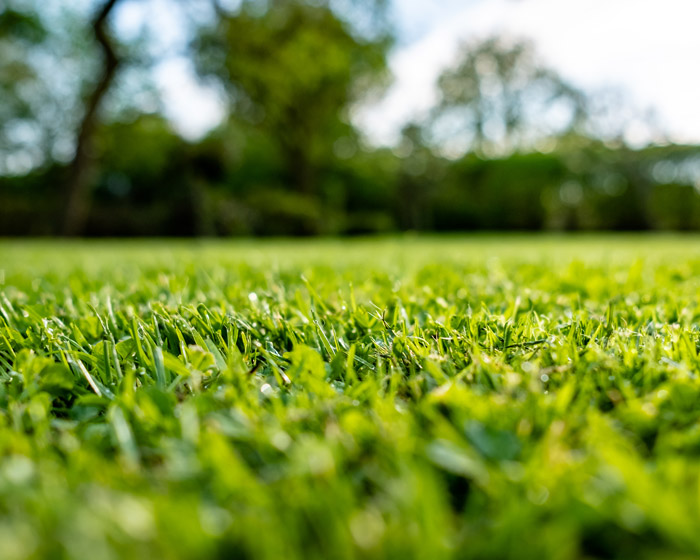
[288,148,315,196]
[61,0,121,236]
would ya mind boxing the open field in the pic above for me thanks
[3,235,700,559]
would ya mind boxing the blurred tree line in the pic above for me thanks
[2,0,700,236]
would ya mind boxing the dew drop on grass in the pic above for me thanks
[199,505,232,537]
[527,485,550,505]
[260,383,273,397]
[350,509,385,550]
[271,431,292,451]
[2,456,35,485]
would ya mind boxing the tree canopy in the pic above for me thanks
[432,37,588,157]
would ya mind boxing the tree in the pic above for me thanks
[395,123,442,231]
[192,0,391,197]
[431,36,588,157]
[61,0,122,235]
[0,5,48,175]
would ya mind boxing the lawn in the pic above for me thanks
[2,235,700,559]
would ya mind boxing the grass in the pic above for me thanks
[2,235,700,559]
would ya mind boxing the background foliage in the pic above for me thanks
[1,0,700,236]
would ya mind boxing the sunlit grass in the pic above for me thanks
[1,235,700,559]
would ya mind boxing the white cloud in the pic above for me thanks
[357,0,700,146]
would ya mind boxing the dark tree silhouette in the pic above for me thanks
[62,0,121,236]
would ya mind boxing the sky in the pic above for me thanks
[130,0,700,146]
